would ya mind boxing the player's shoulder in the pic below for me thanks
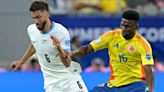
[136,33,149,43]
[136,33,151,48]
[106,28,121,34]
[113,28,122,35]
[54,22,68,32]
[27,24,36,30]
[101,28,121,38]
[52,22,69,36]
[27,24,36,33]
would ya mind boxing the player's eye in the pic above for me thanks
[36,16,41,19]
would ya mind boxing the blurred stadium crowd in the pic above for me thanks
[47,0,164,16]
[0,0,164,72]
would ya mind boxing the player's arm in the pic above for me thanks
[71,31,113,57]
[56,46,71,67]
[139,39,154,92]
[70,45,94,57]
[9,43,36,71]
[144,65,154,92]
[51,36,71,67]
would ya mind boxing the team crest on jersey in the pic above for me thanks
[114,43,119,48]
[65,40,70,46]
[128,45,135,53]
[146,54,152,60]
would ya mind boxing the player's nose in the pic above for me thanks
[34,19,40,24]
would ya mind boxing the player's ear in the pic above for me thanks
[45,10,49,17]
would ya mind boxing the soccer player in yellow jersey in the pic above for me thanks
[70,10,154,92]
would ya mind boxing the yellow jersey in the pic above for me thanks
[90,29,154,87]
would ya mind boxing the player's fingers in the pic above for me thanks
[50,36,57,43]
[14,65,19,71]
[50,35,54,40]
[51,36,60,45]
[9,64,15,71]
[52,36,60,43]
[50,35,57,41]
[9,63,13,70]
[55,37,60,43]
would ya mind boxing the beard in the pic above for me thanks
[37,21,46,31]
[122,30,135,40]
[123,34,133,40]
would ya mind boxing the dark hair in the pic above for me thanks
[122,10,140,22]
[29,1,49,12]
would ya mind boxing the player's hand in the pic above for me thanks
[69,49,78,57]
[50,35,60,48]
[9,61,22,71]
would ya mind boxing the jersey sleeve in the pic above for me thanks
[60,27,71,53]
[27,24,33,40]
[90,31,114,52]
[139,37,154,65]
[27,25,31,36]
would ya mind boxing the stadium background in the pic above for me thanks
[0,0,164,92]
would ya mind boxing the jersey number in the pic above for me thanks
[119,54,128,62]
[45,54,50,63]
[77,81,83,89]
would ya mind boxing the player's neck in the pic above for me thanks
[43,20,52,32]
[122,31,136,40]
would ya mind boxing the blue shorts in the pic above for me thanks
[90,81,149,92]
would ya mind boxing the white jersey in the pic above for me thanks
[27,22,73,88]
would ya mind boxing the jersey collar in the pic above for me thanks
[41,21,55,34]
[121,31,138,41]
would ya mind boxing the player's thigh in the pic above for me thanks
[67,75,88,92]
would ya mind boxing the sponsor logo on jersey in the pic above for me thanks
[114,43,119,48]
[128,45,135,52]
[146,54,152,60]
[65,40,70,46]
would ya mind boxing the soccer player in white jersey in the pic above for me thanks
[9,1,88,92]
